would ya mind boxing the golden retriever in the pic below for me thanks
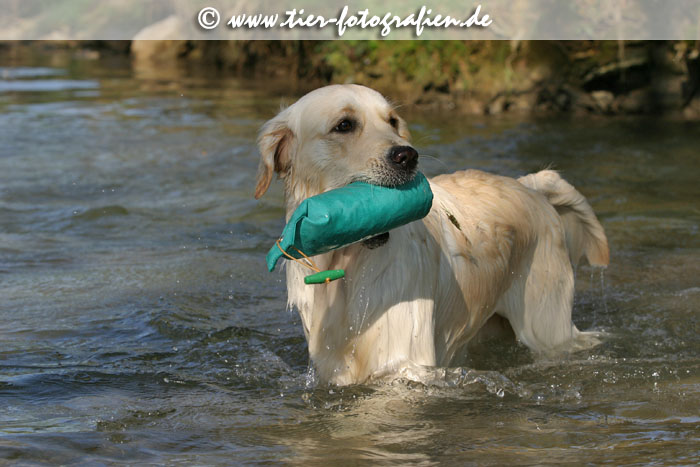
[254,84,609,386]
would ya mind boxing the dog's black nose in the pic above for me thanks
[388,146,418,169]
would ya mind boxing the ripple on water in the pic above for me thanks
[0,64,698,465]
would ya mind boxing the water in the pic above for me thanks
[1,56,698,464]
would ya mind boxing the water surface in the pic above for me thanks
[0,58,698,464]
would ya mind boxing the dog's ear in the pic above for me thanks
[254,117,294,199]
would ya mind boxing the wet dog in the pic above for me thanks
[254,84,609,385]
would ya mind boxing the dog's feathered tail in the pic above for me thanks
[518,170,609,267]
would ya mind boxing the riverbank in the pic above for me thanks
[2,40,700,117]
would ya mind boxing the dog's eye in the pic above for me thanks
[332,119,355,133]
[389,116,399,129]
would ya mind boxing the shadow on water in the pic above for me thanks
[0,54,698,464]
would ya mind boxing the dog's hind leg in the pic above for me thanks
[499,226,601,354]
[497,169,610,354]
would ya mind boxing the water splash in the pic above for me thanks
[599,268,609,316]
[304,363,317,389]
[588,267,610,327]
[350,264,372,359]
[387,364,532,399]
[589,269,597,326]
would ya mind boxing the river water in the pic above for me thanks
[1,56,698,464]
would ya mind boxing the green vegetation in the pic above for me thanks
[2,40,699,116]
[160,40,699,116]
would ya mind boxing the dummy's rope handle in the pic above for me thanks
[276,240,345,284]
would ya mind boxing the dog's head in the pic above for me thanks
[253,84,416,204]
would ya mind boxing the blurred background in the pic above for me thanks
[0,40,698,464]
[4,40,700,116]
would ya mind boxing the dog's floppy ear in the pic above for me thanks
[254,115,294,199]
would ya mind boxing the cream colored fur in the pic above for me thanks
[254,84,609,386]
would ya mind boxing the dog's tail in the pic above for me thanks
[518,170,609,267]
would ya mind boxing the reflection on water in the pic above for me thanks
[0,67,66,79]
[0,57,698,464]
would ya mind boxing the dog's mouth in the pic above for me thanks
[352,167,417,188]
[353,154,419,187]
[379,166,418,187]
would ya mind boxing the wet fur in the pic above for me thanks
[254,84,609,385]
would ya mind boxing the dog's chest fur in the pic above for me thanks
[284,177,526,385]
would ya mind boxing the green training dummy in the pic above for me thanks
[266,172,434,284]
